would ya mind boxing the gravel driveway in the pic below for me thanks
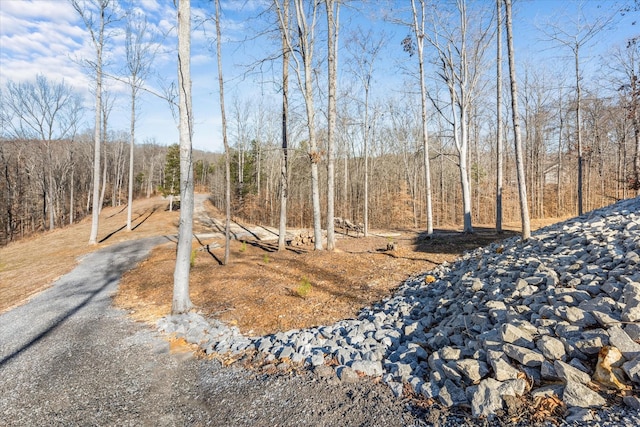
[0,237,426,426]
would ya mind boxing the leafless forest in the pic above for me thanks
[1,0,639,247]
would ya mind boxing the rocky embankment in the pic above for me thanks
[159,196,640,423]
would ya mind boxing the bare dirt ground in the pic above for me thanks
[1,194,558,335]
[114,196,530,336]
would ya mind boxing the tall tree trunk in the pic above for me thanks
[557,115,563,216]
[69,155,75,225]
[459,99,473,233]
[47,143,55,230]
[86,6,105,244]
[459,4,473,234]
[215,0,232,265]
[277,0,290,251]
[575,44,584,215]
[343,152,348,218]
[411,0,434,236]
[495,0,503,233]
[325,0,338,249]
[293,0,323,250]
[172,0,194,314]
[127,91,135,230]
[504,0,531,239]
[98,121,107,213]
[363,99,369,237]
[631,67,640,195]
[147,157,155,198]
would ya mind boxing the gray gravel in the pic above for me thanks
[161,196,640,426]
[0,237,433,426]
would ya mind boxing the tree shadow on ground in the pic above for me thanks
[412,227,519,256]
[240,238,308,255]
[193,234,223,265]
[99,207,158,243]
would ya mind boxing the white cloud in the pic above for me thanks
[0,0,78,22]
[0,13,29,34]
[157,18,176,37]
[192,52,214,66]
[0,0,91,85]
[139,0,162,13]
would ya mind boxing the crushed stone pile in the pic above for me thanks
[159,196,640,422]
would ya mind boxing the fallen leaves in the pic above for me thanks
[531,394,565,424]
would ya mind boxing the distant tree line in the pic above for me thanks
[0,131,216,245]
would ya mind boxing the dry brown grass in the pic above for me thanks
[115,236,455,336]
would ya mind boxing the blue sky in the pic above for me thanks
[0,0,637,152]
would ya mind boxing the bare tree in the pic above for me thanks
[98,90,115,213]
[538,4,616,215]
[65,102,84,226]
[504,0,530,239]
[325,0,339,250]
[609,39,640,194]
[124,9,156,231]
[403,0,434,236]
[2,75,83,231]
[71,0,118,244]
[346,27,386,238]
[215,0,232,265]
[172,0,194,314]
[290,0,323,250]
[423,0,494,234]
[275,0,290,251]
[495,0,504,233]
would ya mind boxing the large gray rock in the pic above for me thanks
[562,381,606,408]
[623,356,640,384]
[438,379,468,407]
[487,350,520,381]
[350,360,383,377]
[501,323,535,348]
[469,378,503,417]
[608,325,640,359]
[554,360,591,385]
[536,335,566,360]
[564,306,598,327]
[454,359,490,384]
[503,343,545,367]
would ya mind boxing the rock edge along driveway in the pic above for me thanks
[0,237,420,426]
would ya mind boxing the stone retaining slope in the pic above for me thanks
[159,196,640,421]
